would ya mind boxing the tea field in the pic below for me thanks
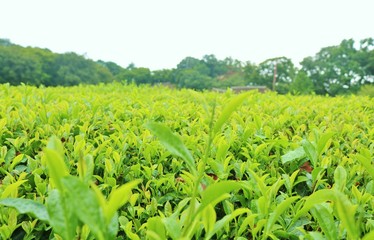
[0,83,373,239]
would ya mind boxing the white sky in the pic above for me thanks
[1,0,373,70]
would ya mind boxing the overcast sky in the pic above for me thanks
[1,0,373,70]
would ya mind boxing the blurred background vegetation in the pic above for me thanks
[0,37,373,96]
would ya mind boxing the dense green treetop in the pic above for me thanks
[0,42,113,86]
[0,38,372,95]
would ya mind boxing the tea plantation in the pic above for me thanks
[0,83,373,239]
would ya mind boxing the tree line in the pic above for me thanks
[0,38,373,95]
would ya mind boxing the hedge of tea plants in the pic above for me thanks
[0,83,373,239]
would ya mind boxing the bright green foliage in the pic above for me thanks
[0,136,140,239]
[0,198,49,221]
[0,83,373,239]
[358,84,374,97]
[146,122,197,176]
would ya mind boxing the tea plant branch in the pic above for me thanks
[183,100,217,237]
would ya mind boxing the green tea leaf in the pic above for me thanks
[246,168,268,197]
[0,198,49,222]
[333,165,347,192]
[283,170,300,195]
[363,230,374,240]
[107,212,119,240]
[302,139,318,166]
[61,176,107,240]
[147,216,166,240]
[281,147,305,164]
[202,204,216,235]
[213,93,249,135]
[124,221,140,240]
[106,179,141,222]
[9,154,24,171]
[294,189,359,240]
[1,180,27,198]
[146,122,197,176]
[44,136,69,191]
[46,189,77,240]
[4,147,16,166]
[264,196,299,235]
[317,132,333,156]
[307,231,325,239]
[310,204,338,240]
[197,181,243,216]
[205,208,250,239]
[162,216,182,239]
[356,149,374,179]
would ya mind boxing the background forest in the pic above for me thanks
[0,37,373,96]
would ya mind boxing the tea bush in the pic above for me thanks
[0,83,373,239]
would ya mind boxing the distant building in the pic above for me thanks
[212,86,269,93]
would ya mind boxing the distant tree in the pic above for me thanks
[175,69,213,90]
[175,55,245,89]
[0,38,12,46]
[151,69,174,84]
[257,57,296,93]
[126,63,136,70]
[174,57,212,89]
[222,57,242,72]
[202,54,228,77]
[301,39,367,95]
[356,37,374,82]
[131,67,152,84]
[119,67,152,84]
[0,45,46,85]
[97,60,124,77]
[243,62,260,85]
[290,70,314,94]
[177,56,210,75]
[53,52,113,86]
[0,43,113,86]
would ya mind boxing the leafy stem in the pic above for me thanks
[183,100,216,237]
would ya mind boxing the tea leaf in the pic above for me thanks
[124,221,140,240]
[356,149,374,179]
[44,136,69,191]
[106,179,142,222]
[281,147,305,164]
[213,93,249,135]
[202,204,216,235]
[310,204,338,240]
[294,189,359,239]
[363,230,374,240]
[197,181,242,216]
[46,189,77,240]
[264,196,299,235]
[162,215,182,239]
[61,176,107,239]
[1,180,27,198]
[0,198,49,222]
[333,165,347,192]
[205,208,250,239]
[107,212,119,240]
[147,216,166,240]
[9,154,24,171]
[146,122,197,176]
[317,132,333,156]
[246,168,268,197]
[302,139,318,166]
